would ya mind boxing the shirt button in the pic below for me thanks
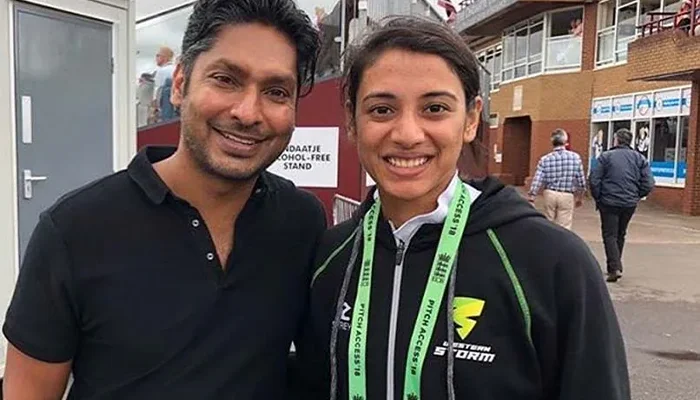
[206,252,215,261]
[192,219,200,227]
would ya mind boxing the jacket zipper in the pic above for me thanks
[386,239,407,400]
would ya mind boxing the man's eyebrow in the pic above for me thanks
[262,74,297,89]
[206,58,248,77]
[206,58,296,88]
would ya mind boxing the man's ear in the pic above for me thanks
[463,96,483,144]
[170,63,186,107]
[345,101,357,143]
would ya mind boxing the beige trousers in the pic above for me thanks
[543,189,575,230]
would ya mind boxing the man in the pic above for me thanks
[3,1,324,399]
[590,128,654,283]
[152,46,177,122]
[528,128,586,230]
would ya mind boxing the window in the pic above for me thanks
[634,120,651,159]
[596,0,684,67]
[476,45,502,92]
[597,0,617,65]
[616,2,638,62]
[529,22,544,74]
[489,113,500,128]
[678,116,689,183]
[545,8,583,71]
[498,8,582,82]
[651,117,678,183]
[590,88,691,186]
[589,122,611,171]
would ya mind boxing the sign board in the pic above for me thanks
[612,95,634,120]
[267,127,339,188]
[653,88,681,117]
[681,87,692,115]
[513,85,523,111]
[634,92,653,119]
[591,98,612,121]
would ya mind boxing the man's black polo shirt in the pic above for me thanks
[3,146,327,399]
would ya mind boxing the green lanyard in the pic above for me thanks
[348,182,471,400]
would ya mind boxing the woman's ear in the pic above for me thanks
[345,101,357,142]
[463,96,483,144]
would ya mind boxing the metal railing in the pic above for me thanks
[638,5,699,37]
[332,194,361,225]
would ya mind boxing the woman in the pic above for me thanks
[293,17,630,400]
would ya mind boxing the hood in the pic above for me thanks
[352,176,543,248]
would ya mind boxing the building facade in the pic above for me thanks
[458,0,700,215]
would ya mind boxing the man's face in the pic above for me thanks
[171,23,298,182]
[156,52,167,67]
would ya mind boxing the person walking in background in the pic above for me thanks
[528,129,586,230]
[590,128,655,283]
[152,46,176,122]
[136,72,154,127]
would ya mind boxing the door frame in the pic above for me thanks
[0,0,135,376]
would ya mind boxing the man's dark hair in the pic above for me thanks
[342,16,486,166]
[551,128,568,147]
[615,128,633,147]
[180,0,321,97]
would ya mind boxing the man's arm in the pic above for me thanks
[4,344,71,400]
[555,237,631,400]
[588,155,604,202]
[528,158,546,202]
[2,212,79,399]
[574,155,587,193]
[638,157,655,198]
[573,155,587,207]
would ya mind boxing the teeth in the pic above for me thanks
[387,157,428,168]
[220,131,256,145]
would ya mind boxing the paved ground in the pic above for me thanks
[533,196,700,400]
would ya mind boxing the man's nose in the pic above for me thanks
[230,88,263,127]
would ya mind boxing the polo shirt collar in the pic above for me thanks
[128,146,174,205]
[127,146,271,205]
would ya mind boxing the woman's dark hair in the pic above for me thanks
[342,16,487,173]
[179,0,321,97]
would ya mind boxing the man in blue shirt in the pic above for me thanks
[528,129,586,230]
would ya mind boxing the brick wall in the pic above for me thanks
[581,3,597,71]
[683,81,700,215]
[591,63,688,98]
[628,30,700,81]
[649,186,685,212]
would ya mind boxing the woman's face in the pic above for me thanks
[348,49,481,204]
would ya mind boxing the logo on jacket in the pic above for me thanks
[433,297,496,364]
[453,297,485,340]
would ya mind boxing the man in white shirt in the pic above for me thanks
[152,46,176,121]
